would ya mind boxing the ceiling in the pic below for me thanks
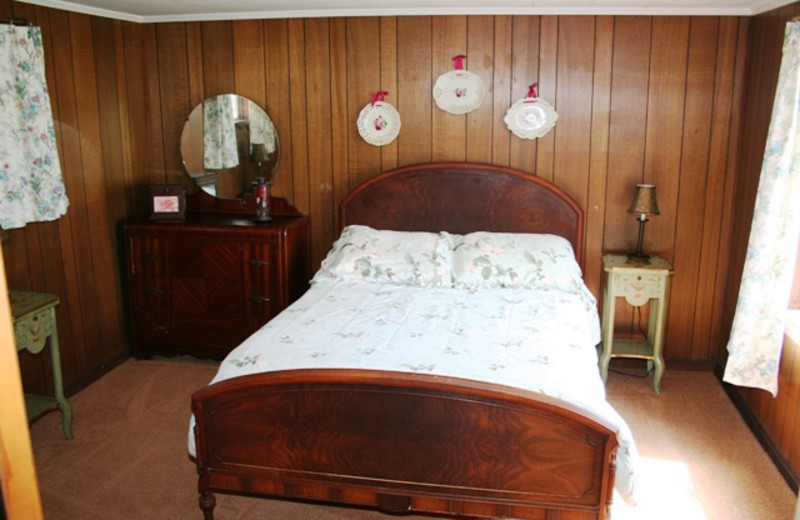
[15,0,798,23]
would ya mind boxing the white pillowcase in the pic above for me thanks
[448,231,583,291]
[312,226,590,299]
[312,225,453,287]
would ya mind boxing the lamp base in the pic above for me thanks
[627,250,650,260]
[627,216,651,263]
[626,251,651,265]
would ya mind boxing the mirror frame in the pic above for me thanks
[180,94,280,201]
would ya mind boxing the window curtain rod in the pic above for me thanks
[0,18,32,26]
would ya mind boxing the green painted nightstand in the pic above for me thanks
[599,254,673,394]
[10,290,74,440]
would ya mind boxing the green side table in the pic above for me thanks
[599,255,673,394]
[10,290,74,440]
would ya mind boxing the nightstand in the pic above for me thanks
[599,254,673,394]
[10,290,74,439]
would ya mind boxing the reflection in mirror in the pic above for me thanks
[180,94,279,200]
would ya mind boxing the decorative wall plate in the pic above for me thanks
[357,101,401,146]
[433,70,485,115]
[504,97,558,139]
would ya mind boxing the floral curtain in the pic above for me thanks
[0,24,68,229]
[724,22,800,396]
[203,96,239,170]
[248,100,277,154]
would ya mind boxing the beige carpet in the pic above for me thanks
[28,358,797,519]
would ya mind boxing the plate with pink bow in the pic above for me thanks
[433,55,485,115]
[357,91,401,146]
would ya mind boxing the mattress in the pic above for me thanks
[187,278,638,504]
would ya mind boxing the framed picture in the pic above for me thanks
[148,184,186,220]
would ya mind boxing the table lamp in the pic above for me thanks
[627,183,660,261]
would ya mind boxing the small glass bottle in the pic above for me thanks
[253,177,271,223]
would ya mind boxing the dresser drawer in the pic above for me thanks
[169,313,252,353]
[131,310,253,356]
[129,237,167,275]
[169,239,245,279]
[168,277,278,319]
[245,282,279,318]
[131,275,169,309]
[132,310,170,346]
[243,243,276,282]
[171,277,246,314]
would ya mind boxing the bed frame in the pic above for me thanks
[191,162,617,520]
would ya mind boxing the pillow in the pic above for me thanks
[312,225,453,287]
[449,231,583,291]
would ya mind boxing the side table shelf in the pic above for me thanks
[599,254,673,394]
[10,290,74,440]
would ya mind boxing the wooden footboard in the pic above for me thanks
[192,369,618,520]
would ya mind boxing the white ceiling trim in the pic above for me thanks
[17,0,798,24]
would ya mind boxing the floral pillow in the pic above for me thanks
[312,225,453,287]
[448,231,584,291]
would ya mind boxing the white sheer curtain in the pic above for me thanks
[724,22,800,396]
[0,24,68,229]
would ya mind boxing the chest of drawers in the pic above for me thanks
[125,213,310,359]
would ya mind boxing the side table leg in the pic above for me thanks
[600,293,616,384]
[653,357,665,394]
[648,299,666,395]
[48,313,74,440]
[600,344,611,383]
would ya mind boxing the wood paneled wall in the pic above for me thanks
[717,2,800,490]
[1,0,751,394]
[1,1,132,394]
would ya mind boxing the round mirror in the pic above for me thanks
[180,94,279,199]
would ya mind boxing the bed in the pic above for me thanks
[190,162,637,520]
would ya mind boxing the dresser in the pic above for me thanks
[599,254,673,393]
[125,211,310,360]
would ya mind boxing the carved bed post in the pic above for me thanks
[196,421,216,520]
[198,491,215,520]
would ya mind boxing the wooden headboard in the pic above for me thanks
[340,162,585,265]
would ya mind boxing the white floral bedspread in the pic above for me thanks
[188,279,638,504]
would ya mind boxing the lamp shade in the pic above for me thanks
[627,184,660,216]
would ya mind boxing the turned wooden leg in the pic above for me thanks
[199,491,216,520]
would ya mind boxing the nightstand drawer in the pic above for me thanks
[613,272,665,305]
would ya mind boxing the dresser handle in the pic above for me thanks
[144,253,161,261]
[249,259,269,267]
[151,324,167,333]
[146,287,164,295]
[250,296,270,304]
